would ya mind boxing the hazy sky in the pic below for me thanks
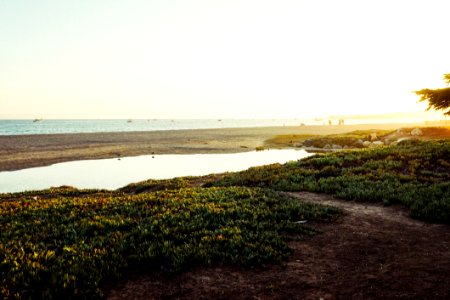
[1,0,449,119]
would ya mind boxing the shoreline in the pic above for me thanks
[0,123,433,172]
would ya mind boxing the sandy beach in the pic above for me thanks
[0,123,429,171]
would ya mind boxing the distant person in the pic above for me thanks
[338,119,345,125]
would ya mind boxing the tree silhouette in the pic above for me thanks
[415,73,450,116]
[444,73,450,85]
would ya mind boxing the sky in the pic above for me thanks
[1,0,449,119]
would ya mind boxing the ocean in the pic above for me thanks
[0,117,433,136]
[0,119,313,136]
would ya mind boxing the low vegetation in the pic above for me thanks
[265,130,395,149]
[1,129,449,298]
[265,127,450,149]
[0,187,339,299]
[210,140,450,223]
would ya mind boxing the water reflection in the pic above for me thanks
[0,149,312,193]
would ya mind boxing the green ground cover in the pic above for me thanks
[0,187,339,299]
[264,129,395,148]
[210,140,450,223]
[2,138,449,298]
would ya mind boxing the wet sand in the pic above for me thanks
[0,123,422,171]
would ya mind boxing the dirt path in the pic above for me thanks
[105,192,450,299]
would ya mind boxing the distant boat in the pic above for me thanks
[127,119,132,123]
[33,118,43,123]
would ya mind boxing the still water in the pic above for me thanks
[0,149,312,193]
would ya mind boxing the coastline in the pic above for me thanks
[0,123,430,171]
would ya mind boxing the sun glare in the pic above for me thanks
[0,0,449,119]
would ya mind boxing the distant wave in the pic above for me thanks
[0,117,435,136]
[0,119,307,135]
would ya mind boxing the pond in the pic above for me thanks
[0,149,312,193]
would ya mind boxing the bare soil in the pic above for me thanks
[105,192,450,300]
